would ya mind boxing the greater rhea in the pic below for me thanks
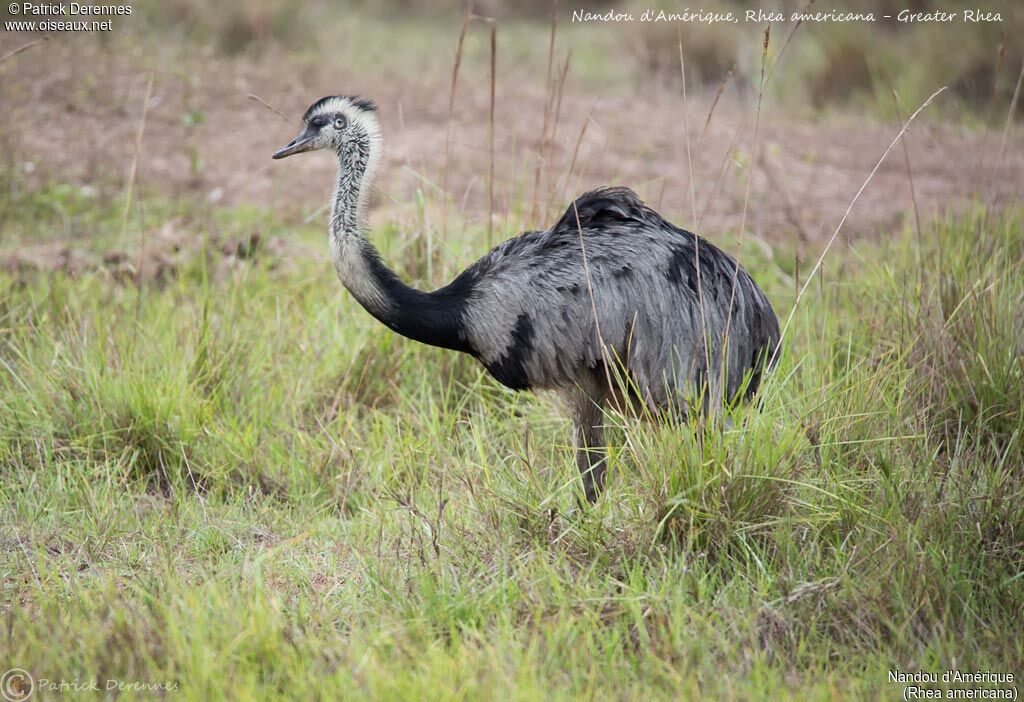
[273,95,780,503]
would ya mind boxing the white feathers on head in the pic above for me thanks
[303,95,381,142]
[316,95,384,249]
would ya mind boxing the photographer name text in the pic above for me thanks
[10,3,131,16]
[5,3,131,33]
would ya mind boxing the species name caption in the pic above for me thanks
[889,670,1018,701]
[571,8,1004,24]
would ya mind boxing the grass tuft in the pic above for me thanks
[2,188,1022,698]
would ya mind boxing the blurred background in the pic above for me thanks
[0,0,1021,265]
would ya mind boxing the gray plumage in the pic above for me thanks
[274,95,781,503]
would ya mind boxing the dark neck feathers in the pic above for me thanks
[328,131,473,354]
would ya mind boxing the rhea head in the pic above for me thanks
[272,95,380,160]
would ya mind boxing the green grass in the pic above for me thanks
[1,183,1022,700]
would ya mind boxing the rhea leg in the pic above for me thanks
[572,394,607,504]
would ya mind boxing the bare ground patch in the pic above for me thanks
[1,33,1021,254]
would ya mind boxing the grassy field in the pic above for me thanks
[1,1,1023,698]
[1,176,1021,699]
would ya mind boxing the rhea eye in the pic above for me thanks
[333,116,347,130]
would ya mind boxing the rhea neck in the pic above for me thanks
[328,129,472,354]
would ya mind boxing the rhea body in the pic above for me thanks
[273,96,780,503]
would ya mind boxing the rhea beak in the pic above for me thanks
[272,127,317,159]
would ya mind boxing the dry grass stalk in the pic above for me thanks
[987,56,1024,202]
[441,1,474,236]
[544,50,573,219]
[0,36,49,64]
[721,26,771,376]
[572,202,615,394]
[560,110,593,205]
[695,65,734,158]
[774,86,948,359]
[122,72,155,238]
[696,0,811,230]
[678,30,698,228]
[678,33,712,394]
[759,150,811,245]
[487,18,498,247]
[889,89,923,253]
[246,92,291,123]
[467,12,499,247]
[529,0,558,225]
